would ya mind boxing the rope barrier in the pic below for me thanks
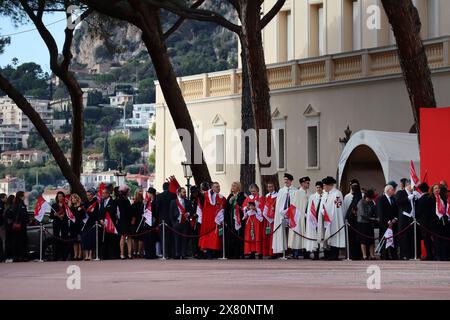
[346,221,415,240]
[418,223,450,241]
[163,223,218,239]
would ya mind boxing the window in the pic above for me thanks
[215,132,225,173]
[427,0,439,38]
[309,3,325,57]
[278,10,293,62]
[352,0,361,50]
[307,126,319,168]
[273,118,286,171]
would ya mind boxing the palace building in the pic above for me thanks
[154,0,450,193]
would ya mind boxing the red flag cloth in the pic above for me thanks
[234,204,241,230]
[34,196,51,222]
[168,176,181,194]
[104,210,118,234]
[97,182,106,205]
[262,192,277,257]
[285,205,298,229]
[410,160,420,187]
[323,204,331,229]
[86,201,97,214]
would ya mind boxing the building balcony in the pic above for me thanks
[155,36,450,104]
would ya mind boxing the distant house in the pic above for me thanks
[125,104,155,129]
[109,92,133,109]
[0,176,26,195]
[126,173,154,191]
[0,150,48,166]
[83,153,105,173]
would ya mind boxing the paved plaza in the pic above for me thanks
[1,259,450,300]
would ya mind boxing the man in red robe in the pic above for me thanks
[198,182,225,259]
[262,182,277,257]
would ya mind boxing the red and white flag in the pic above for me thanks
[143,200,153,227]
[104,211,118,234]
[234,204,241,231]
[168,176,181,194]
[309,200,318,228]
[410,160,420,188]
[34,196,51,223]
[196,197,203,224]
[176,198,189,224]
[322,204,331,230]
[436,194,446,219]
[97,182,105,206]
[285,205,300,229]
[384,227,394,249]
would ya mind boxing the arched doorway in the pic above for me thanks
[340,145,385,195]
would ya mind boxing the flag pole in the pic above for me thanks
[218,220,227,260]
[136,216,144,233]
[345,219,350,261]
[94,222,100,261]
[38,223,44,263]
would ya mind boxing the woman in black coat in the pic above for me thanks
[50,191,69,261]
[69,194,84,261]
[224,182,247,259]
[117,185,133,259]
[11,191,29,262]
[82,188,100,261]
[131,189,145,258]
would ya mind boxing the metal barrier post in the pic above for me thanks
[38,223,44,263]
[345,220,350,261]
[94,222,100,261]
[161,221,166,260]
[218,221,227,260]
[413,219,418,260]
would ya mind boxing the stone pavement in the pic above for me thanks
[0,259,449,300]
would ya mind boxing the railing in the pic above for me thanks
[155,37,450,103]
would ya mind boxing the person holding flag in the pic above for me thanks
[81,188,100,261]
[169,187,191,259]
[262,182,277,258]
[318,176,346,261]
[272,173,297,257]
[50,191,69,261]
[376,183,399,260]
[143,187,158,259]
[288,177,310,259]
[305,181,324,260]
[99,186,119,260]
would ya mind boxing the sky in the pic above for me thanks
[0,13,66,73]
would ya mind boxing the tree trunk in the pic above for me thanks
[239,1,279,193]
[239,43,256,194]
[135,3,212,185]
[0,73,87,199]
[381,0,436,140]
[61,75,84,179]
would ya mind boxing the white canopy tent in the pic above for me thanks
[338,130,420,186]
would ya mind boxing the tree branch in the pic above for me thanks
[140,0,241,34]
[162,0,205,40]
[261,0,286,29]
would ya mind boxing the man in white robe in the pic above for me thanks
[288,176,310,258]
[317,176,346,260]
[272,173,298,255]
[305,181,324,259]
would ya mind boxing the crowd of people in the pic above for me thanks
[0,174,449,262]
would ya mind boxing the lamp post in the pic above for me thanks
[181,161,193,198]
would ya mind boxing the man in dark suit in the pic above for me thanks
[169,187,191,259]
[99,187,118,260]
[377,182,399,260]
[395,178,415,260]
[156,182,176,258]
